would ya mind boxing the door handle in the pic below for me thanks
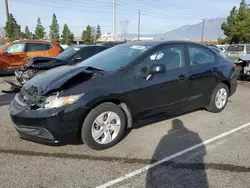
[178,75,189,82]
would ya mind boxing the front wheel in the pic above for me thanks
[206,83,229,113]
[81,102,126,150]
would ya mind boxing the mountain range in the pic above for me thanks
[123,18,226,40]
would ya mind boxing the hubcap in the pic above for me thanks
[91,111,121,144]
[215,88,227,109]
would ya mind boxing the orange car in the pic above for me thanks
[0,40,63,74]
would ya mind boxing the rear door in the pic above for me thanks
[26,43,47,57]
[44,43,54,56]
[186,44,218,109]
[3,43,27,68]
[132,44,190,120]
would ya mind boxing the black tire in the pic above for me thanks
[236,64,243,80]
[206,83,229,113]
[81,102,126,150]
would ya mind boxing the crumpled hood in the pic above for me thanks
[25,56,67,68]
[23,65,94,95]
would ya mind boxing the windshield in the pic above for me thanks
[77,43,154,71]
[226,45,244,52]
[56,46,81,59]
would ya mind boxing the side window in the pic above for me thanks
[97,46,108,53]
[6,43,25,53]
[246,45,250,54]
[26,43,45,52]
[45,44,53,50]
[188,45,215,66]
[136,45,184,75]
[77,47,97,60]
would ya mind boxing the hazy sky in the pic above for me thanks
[0,0,244,36]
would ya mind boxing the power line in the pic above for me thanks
[12,0,112,14]
[116,2,215,20]
[123,0,218,18]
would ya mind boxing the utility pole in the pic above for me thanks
[138,10,140,41]
[113,0,116,35]
[5,0,9,21]
[201,19,205,43]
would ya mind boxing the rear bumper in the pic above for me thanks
[230,77,237,96]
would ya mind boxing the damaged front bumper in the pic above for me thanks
[9,94,88,144]
[2,69,31,93]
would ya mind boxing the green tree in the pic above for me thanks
[49,13,60,42]
[96,24,101,40]
[4,13,21,42]
[61,24,74,45]
[35,17,46,39]
[221,0,250,44]
[24,26,32,39]
[82,25,94,44]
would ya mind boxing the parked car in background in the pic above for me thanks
[60,44,69,50]
[9,41,237,150]
[224,44,250,63]
[235,54,250,80]
[3,45,109,93]
[208,46,226,57]
[0,40,63,74]
[95,41,125,47]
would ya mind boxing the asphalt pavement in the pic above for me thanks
[0,76,250,188]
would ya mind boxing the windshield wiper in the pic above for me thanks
[86,66,104,75]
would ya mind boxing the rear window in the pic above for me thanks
[226,45,244,52]
[27,43,45,52]
[45,44,53,50]
[247,45,250,52]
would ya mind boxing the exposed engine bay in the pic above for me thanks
[2,56,72,93]
[14,66,101,110]
[238,55,250,80]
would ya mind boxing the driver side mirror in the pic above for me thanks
[145,64,166,81]
[149,64,166,75]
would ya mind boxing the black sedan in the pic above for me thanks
[3,45,109,93]
[9,41,237,150]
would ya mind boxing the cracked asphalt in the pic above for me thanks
[0,76,250,188]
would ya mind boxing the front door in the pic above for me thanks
[3,43,27,68]
[132,45,190,121]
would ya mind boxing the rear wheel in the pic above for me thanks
[206,83,229,113]
[81,102,126,150]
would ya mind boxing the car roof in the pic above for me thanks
[68,45,109,49]
[128,40,208,47]
[11,40,57,44]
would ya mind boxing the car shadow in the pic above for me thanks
[145,119,208,188]
[0,93,15,107]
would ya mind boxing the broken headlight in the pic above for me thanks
[44,94,84,109]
